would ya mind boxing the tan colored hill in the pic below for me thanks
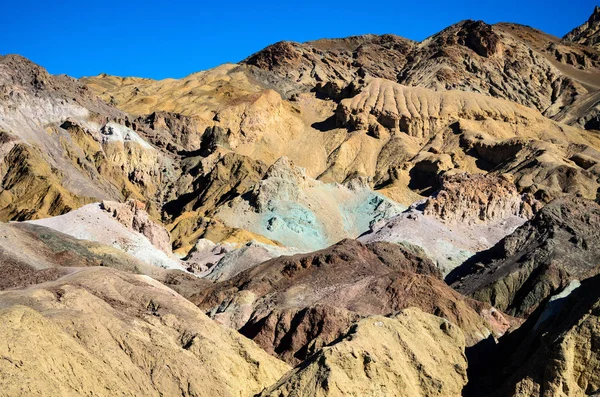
[259,308,468,397]
[82,64,263,119]
[0,267,289,397]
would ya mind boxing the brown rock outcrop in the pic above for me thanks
[423,173,541,224]
[243,35,415,98]
[564,6,600,49]
[101,199,173,254]
[193,239,511,364]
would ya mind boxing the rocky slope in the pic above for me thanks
[242,19,600,121]
[0,221,155,289]
[82,13,600,215]
[467,274,600,397]
[259,308,468,397]
[214,157,405,251]
[0,267,289,396]
[2,8,600,397]
[564,6,600,49]
[192,239,511,365]
[0,54,176,221]
[450,196,600,317]
[28,202,184,270]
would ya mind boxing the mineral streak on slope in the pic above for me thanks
[215,157,405,251]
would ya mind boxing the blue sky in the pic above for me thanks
[2,0,597,79]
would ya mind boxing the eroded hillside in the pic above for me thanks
[1,6,600,397]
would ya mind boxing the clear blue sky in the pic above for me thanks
[2,0,597,79]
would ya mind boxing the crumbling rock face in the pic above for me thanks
[242,305,362,366]
[0,54,122,118]
[360,173,534,275]
[259,308,468,397]
[135,111,204,153]
[493,140,600,202]
[242,35,415,97]
[451,197,600,317]
[423,173,541,224]
[401,21,591,116]
[101,199,173,254]
[451,20,503,58]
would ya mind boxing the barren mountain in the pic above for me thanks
[2,7,600,397]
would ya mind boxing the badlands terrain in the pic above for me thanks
[1,6,600,397]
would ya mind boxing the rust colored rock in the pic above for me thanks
[423,173,542,224]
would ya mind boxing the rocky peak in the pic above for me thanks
[438,20,503,57]
[563,6,600,48]
[243,41,303,72]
